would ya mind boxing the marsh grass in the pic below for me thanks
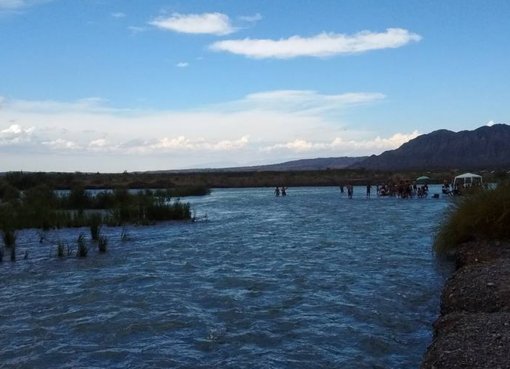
[434,184,510,253]
[56,240,72,258]
[120,227,130,242]
[77,233,88,257]
[98,235,108,253]
[1,229,16,248]
[89,214,102,241]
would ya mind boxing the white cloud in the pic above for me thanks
[210,28,422,59]
[242,90,385,111]
[486,120,495,127]
[42,138,80,150]
[176,62,189,68]
[262,131,420,154]
[150,12,235,35]
[128,135,250,154]
[0,124,35,145]
[111,12,126,18]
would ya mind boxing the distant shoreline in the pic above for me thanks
[0,169,503,190]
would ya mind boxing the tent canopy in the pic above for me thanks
[453,172,483,187]
[416,176,430,181]
[455,172,482,179]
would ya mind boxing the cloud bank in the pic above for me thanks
[0,91,418,171]
[210,28,422,59]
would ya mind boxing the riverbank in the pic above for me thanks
[421,240,510,368]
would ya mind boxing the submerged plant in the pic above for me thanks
[98,235,108,253]
[56,240,67,258]
[120,226,130,242]
[89,214,102,241]
[10,243,16,262]
[77,233,88,257]
[1,229,16,248]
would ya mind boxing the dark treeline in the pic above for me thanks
[0,169,490,190]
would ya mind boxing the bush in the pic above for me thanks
[434,184,510,253]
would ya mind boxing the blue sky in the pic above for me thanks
[1,0,509,171]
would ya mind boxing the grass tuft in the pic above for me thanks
[1,229,16,248]
[77,233,88,257]
[120,226,130,242]
[89,214,102,241]
[434,183,510,253]
[98,235,108,253]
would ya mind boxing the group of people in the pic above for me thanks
[339,184,355,199]
[274,186,287,197]
[340,181,430,199]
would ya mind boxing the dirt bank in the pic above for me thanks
[421,241,510,369]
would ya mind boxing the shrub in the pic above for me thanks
[434,184,510,253]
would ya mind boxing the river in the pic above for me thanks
[0,186,452,368]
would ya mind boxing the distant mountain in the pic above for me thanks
[152,156,367,173]
[238,157,367,171]
[352,124,510,171]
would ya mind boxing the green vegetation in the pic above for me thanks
[0,173,202,262]
[435,183,510,253]
[0,186,192,232]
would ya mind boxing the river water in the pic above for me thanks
[0,186,452,369]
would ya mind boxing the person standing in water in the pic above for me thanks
[274,186,280,196]
[281,187,287,196]
[366,184,371,198]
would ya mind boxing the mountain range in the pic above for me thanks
[351,124,510,171]
[234,124,510,172]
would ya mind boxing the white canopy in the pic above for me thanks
[453,172,483,187]
[455,172,482,179]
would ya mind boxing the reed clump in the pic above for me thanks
[434,183,510,253]
[89,214,102,241]
[98,235,108,253]
[77,234,88,257]
[0,185,192,232]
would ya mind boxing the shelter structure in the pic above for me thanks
[453,172,483,190]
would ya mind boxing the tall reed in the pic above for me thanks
[77,233,88,257]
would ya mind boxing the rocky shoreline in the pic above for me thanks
[421,241,510,368]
